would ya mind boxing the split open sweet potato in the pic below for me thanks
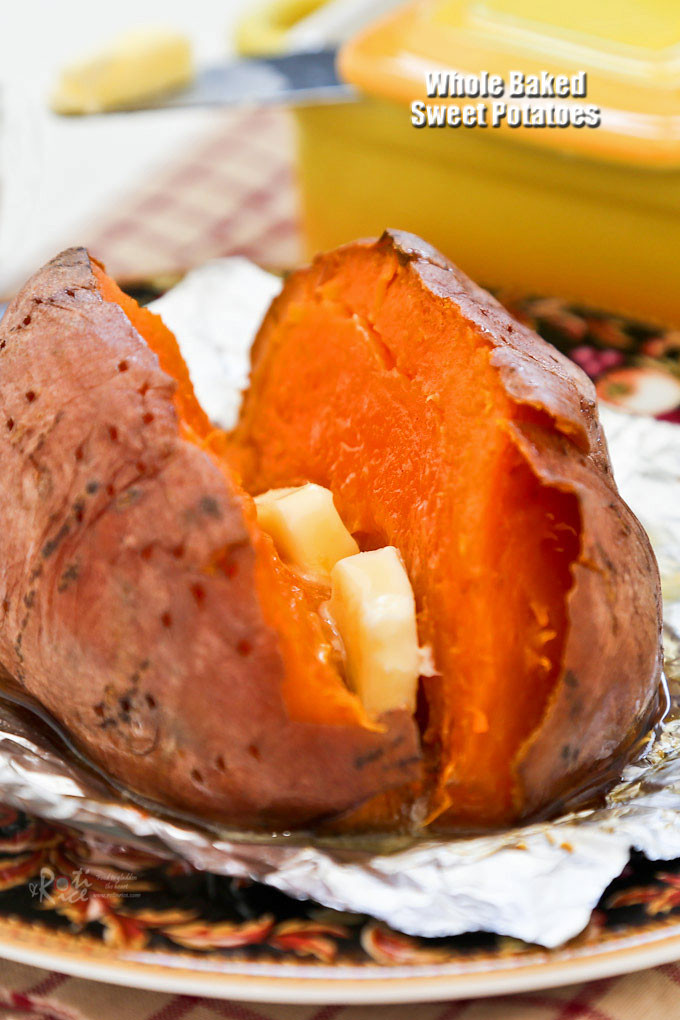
[0,234,663,832]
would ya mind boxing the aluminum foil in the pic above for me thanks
[0,260,678,949]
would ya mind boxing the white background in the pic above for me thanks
[0,0,253,292]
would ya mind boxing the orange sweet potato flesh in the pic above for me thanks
[230,230,664,827]
[0,248,420,830]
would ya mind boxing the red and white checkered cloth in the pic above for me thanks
[0,101,676,1019]
[83,107,301,282]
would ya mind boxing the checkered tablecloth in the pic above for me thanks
[0,102,678,1019]
[83,106,301,283]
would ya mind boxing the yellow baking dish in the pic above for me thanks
[239,0,680,325]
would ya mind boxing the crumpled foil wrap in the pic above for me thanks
[0,260,678,950]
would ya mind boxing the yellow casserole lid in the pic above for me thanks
[338,0,680,166]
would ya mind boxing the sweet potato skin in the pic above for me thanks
[0,248,421,830]
[238,230,664,826]
[510,421,663,819]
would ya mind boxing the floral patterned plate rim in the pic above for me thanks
[2,905,680,1003]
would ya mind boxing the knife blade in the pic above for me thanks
[58,48,357,114]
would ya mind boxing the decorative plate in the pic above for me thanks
[0,292,677,1002]
[1,807,680,1002]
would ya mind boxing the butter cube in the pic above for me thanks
[52,29,193,114]
[255,483,358,580]
[328,547,420,718]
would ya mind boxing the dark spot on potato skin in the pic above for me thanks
[355,747,385,769]
[564,670,579,688]
[42,523,70,559]
[114,487,144,510]
[199,496,222,519]
[94,685,159,755]
[58,562,79,592]
[569,698,583,719]
[13,630,25,677]
[596,541,616,575]
[86,481,99,494]
[129,662,150,686]
[392,755,422,770]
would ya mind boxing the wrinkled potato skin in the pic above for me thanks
[509,422,663,819]
[0,248,421,830]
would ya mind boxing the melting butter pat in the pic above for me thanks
[255,483,359,580]
[328,547,420,718]
[51,29,193,114]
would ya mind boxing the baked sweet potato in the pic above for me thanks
[0,235,663,832]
